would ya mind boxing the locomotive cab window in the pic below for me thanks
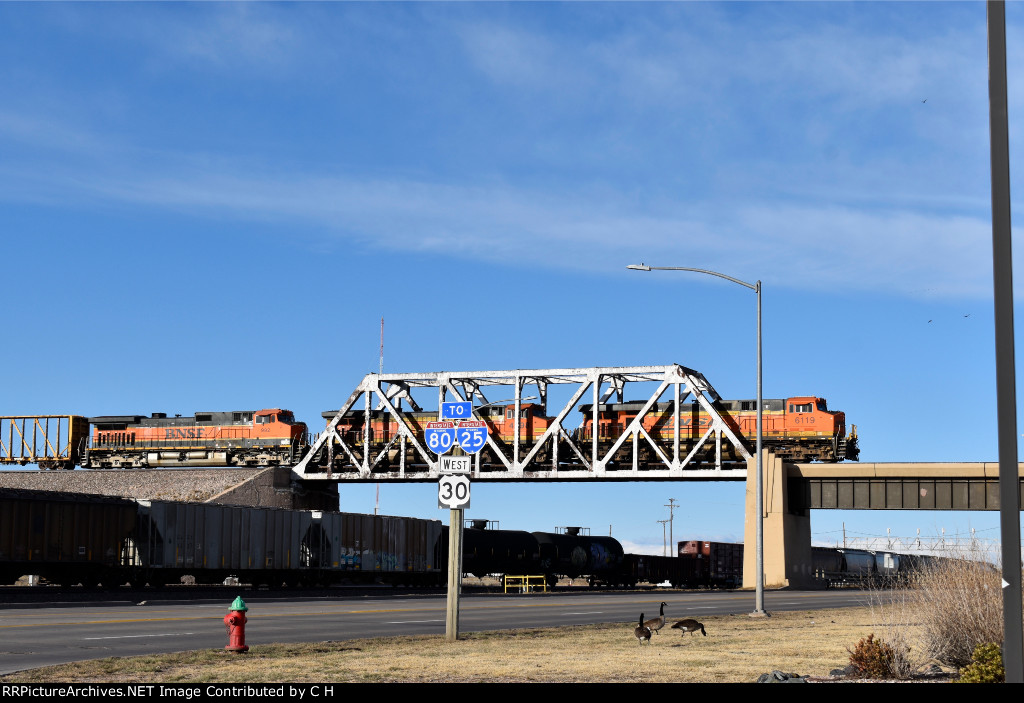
[256,415,274,425]
[790,403,813,413]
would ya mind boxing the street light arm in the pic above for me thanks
[627,263,757,292]
[626,260,766,616]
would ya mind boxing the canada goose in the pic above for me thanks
[671,618,707,637]
[643,601,667,634]
[634,612,652,645]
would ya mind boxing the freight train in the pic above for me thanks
[0,489,628,589]
[0,487,445,588]
[460,521,626,587]
[315,395,858,470]
[616,541,745,589]
[1,489,932,591]
[7,393,856,470]
[618,540,939,589]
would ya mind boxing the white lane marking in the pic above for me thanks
[385,619,444,624]
[84,632,196,640]
[565,612,604,615]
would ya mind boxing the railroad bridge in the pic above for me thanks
[3,364,1022,588]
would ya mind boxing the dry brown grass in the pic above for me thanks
[0,607,950,683]
[863,548,1013,673]
[915,557,1005,668]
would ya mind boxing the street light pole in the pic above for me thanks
[628,263,766,616]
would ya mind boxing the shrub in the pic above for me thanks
[915,551,1004,668]
[846,633,896,679]
[957,643,1004,683]
[864,572,927,678]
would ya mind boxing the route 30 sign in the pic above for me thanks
[438,474,471,509]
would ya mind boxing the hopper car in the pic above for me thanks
[0,488,444,588]
[0,490,629,589]
[1,489,943,590]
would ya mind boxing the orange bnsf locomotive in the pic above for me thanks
[318,402,555,468]
[82,409,308,469]
[576,396,858,463]
[316,395,857,469]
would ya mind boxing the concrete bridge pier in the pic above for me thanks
[743,451,814,589]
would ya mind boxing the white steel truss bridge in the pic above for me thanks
[293,364,752,481]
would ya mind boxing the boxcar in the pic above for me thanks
[678,540,744,588]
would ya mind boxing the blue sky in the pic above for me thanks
[2,2,1022,556]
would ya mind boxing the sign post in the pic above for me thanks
[445,502,464,642]
[438,406,488,642]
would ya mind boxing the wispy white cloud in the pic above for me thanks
[50,3,306,75]
[0,131,999,300]
[0,5,1014,301]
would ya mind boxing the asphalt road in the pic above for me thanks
[0,589,869,676]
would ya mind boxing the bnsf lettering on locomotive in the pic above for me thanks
[164,428,204,439]
[678,418,710,427]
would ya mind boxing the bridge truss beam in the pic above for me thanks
[293,364,751,481]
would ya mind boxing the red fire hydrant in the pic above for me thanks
[224,596,249,653]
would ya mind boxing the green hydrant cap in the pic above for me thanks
[230,596,248,611]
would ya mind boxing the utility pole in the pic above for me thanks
[657,519,670,557]
[665,498,678,556]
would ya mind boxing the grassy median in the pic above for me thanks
[0,606,956,683]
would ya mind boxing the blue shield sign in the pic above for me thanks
[456,420,488,454]
[425,421,456,455]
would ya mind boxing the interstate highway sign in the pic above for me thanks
[425,421,456,455]
[456,420,487,454]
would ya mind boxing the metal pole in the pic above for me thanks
[445,508,463,641]
[658,519,669,557]
[627,263,767,615]
[987,0,1023,682]
[666,498,678,556]
[755,280,765,615]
